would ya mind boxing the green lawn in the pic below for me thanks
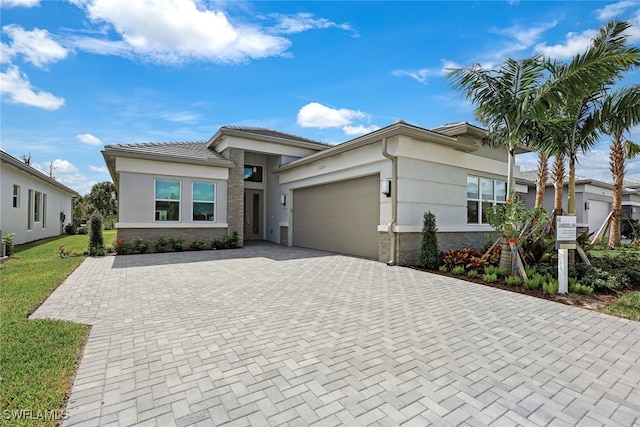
[0,230,115,426]
[606,292,640,321]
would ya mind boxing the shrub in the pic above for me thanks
[442,248,485,272]
[2,233,15,257]
[467,270,479,279]
[88,213,105,256]
[64,223,78,235]
[451,265,465,275]
[132,238,148,254]
[419,211,440,269]
[212,231,239,250]
[543,278,559,295]
[483,272,498,283]
[569,279,594,296]
[114,238,132,255]
[191,239,207,250]
[77,225,88,235]
[154,237,168,253]
[483,265,504,276]
[438,265,448,272]
[505,275,522,286]
[525,273,543,290]
[169,237,184,251]
[571,263,632,293]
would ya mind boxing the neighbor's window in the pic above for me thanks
[244,165,263,182]
[33,191,42,223]
[155,179,180,221]
[28,189,33,230]
[192,182,215,221]
[467,176,507,224]
[12,185,20,208]
[42,194,47,228]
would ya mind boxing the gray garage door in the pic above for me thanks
[293,174,380,258]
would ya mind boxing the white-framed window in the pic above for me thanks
[12,185,20,208]
[192,182,215,221]
[467,176,507,224]
[155,179,181,221]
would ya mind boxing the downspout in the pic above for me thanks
[382,137,398,266]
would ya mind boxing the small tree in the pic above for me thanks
[419,211,440,269]
[88,212,105,255]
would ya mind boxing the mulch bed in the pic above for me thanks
[412,267,621,312]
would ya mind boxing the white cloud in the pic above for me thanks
[269,12,358,37]
[494,21,558,53]
[297,102,368,128]
[156,110,200,123]
[33,159,97,194]
[596,1,637,20]
[1,0,39,8]
[534,29,597,59]
[76,133,102,146]
[89,165,108,173]
[342,124,380,136]
[392,69,434,84]
[68,0,291,64]
[0,65,65,110]
[2,25,69,68]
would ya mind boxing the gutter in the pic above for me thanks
[382,137,398,266]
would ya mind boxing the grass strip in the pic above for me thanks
[605,291,640,321]
[1,231,114,426]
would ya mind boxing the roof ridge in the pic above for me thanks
[221,125,328,145]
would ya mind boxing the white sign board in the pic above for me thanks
[557,216,577,241]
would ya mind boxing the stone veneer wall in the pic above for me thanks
[117,228,228,249]
[221,147,245,246]
[378,231,499,266]
[280,226,288,246]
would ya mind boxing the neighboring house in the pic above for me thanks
[1,150,78,245]
[103,121,521,265]
[516,172,640,234]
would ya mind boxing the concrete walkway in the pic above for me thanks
[32,243,640,426]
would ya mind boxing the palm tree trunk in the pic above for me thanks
[608,133,624,247]
[568,155,576,215]
[535,153,548,208]
[506,145,515,197]
[552,154,565,216]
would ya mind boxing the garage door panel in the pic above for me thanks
[293,175,379,258]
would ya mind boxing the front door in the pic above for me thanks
[244,189,263,240]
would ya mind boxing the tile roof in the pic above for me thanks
[104,141,229,162]
[220,126,330,147]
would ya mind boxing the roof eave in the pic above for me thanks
[102,147,235,169]
[1,151,79,196]
[206,128,329,152]
[276,122,478,173]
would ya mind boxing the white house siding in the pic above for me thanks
[1,161,74,244]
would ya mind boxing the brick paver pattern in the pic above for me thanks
[32,244,640,426]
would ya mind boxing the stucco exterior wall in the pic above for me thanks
[1,161,74,244]
[116,171,228,226]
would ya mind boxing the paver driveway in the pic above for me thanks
[32,243,640,426]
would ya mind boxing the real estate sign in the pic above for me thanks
[556,215,577,249]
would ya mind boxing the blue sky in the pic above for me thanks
[2,0,640,194]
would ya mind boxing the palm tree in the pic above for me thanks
[599,85,640,247]
[535,153,549,208]
[446,56,545,196]
[533,21,640,216]
[551,154,565,217]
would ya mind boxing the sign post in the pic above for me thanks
[556,216,577,294]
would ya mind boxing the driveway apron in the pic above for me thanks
[32,244,640,426]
